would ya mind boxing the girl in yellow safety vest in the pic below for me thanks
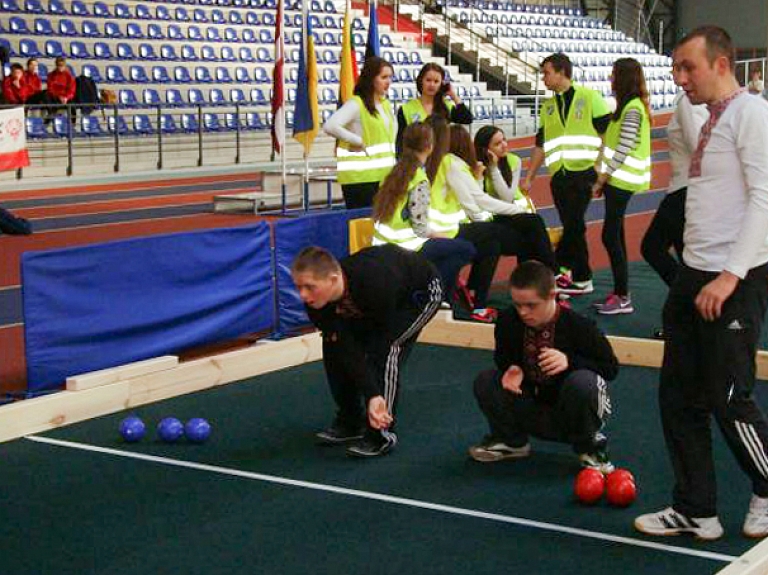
[474,125,558,274]
[591,58,652,316]
[323,56,397,209]
[372,122,476,303]
[395,63,473,157]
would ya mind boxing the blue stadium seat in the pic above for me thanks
[410,51,423,65]
[215,67,233,83]
[49,0,66,11]
[175,7,189,21]
[44,39,65,57]
[262,12,275,26]
[234,67,251,83]
[401,86,415,101]
[25,0,43,12]
[53,116,73,138]
[220,46,236,62]
[322,32,339,46]
[242,29,256,43]
[81,64,102,82]
[249,88,267,105]
[114,3,130,18]
[309,14,322,29]
[26,117,49,139]
[322,68,338,83]
[135,4,151,19]
[20,39,42,58]
[139,43,158,60]
[126,22,143,39]
[195,67,213,83]
[70,41,91,59]
[166,88,183,106]
[188,88,205,104]
[188,25,203,41]
[80,116,105,137]
[181,113,199,133]
[229,10,243,24]
[34,17,54,35]
[207,26,222,42]
[174,67,192,83]
[256,47,272,62]
[323,0,335,12]
[117,42,135,59]
[133,114,154,134]
[107,116,130,135]
[204,113,221,131]
[288,67,298,83]
[225,113,240,131]
[142,88,160,105]
[160,114,177,134]
[167,24,183,40]
[71,0,87,15]
[94,42,113,59]
[320,87,335,104]
[106,65,127,83]
[1,0,18,10]
[210,88,226,105]
[155,5,170,19]
[287,31,301,45]
[238,47,255,63]
[259,29,274,44]
[193,8,208,22]
[286,88,296,103]
[105,21,123,38]
[119,88,139,106]
[254,66,269,83]
[244,112,265,130]
[129,65,149,83]
[160,44,178,60]
[93,1,110,16]
[211,8,225,23]
[224,27,239,43]
[9,16,30,34]
[181,45,199,61]
[57,18,78,36]
[0,39,13,59]
[146,23,163,39]
[81,20,100,37]
[229,88,245,103]
[201,45,217,61]
[245,11,259,25]
[310,0,321,12]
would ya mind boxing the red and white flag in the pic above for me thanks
[0,107,30,172]
[270,0,285,157]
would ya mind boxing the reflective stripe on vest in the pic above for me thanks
[541,85,604,174]
[336,96,396,185]
[372,167,429,251]
[600,98,651,192]
[429,155,468,236]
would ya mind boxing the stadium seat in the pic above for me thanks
[201,46,217,61]
[229,10,243,24]
[224,113,240,131]
[160,114,177,134]
[188,88,205,105]
[105,22,123,38]
[244,112,265,130]
[70,41,91,59]
[114,2,130,18]
[146,23,163,39]
[80,116,105,137]
[94,42,113,59]
[133,114,154,134]
[224,27,239,43]
[229,88,246,103]
[166,88,183,106]
[106,65,127,83]
[239,47,255,63]
[119,89,139,106]
[242,29,256,43]
[155,5,170,20]
[322,49,338,64]
[195,67,213,83]
[126,22,143,39]
[286,88,296,103]
[288,67,298,83]
[117,42,141,60]
[19,39,42,58]
[254,66,270,83]
[320,87,335,104]
[81,20,100,37]
[129,65,149,83]
[25,0,43,12]
[57,18,78,36]
[322,68,339,83]
[175,7,189,21]
[93,1,110,16]
[181,45,199,61]
[259,29,274,44]
[181,113,199,133]
[215,67,233,83]
[160,44,178,60]
[9,16,30,35]
[262,12,275,26]
[138,43,158,60]
[220,46,236,62]
[174,67,192,83]
[211,8,225,23]
[249,88,267,105]
[26,117,48,139]
[234,67,250,83]
[203,113,221,131]
[207,27,222,42]
[142,88,160,105]
[245,11,260,25]
[47,0,66,13]
[256,47,272,63]
[81,64,102,82]
[71,0,87,15]
[35,17,55,35]
[209,88,226,105]
[188,25,203,41]
[44,40,65,58]
[193,8,208,22]
[53,116,73,138]
[107,116,130,135]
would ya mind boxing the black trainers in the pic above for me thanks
[315,422,365,445]
[468,436,531,462]
[346,430,398,458]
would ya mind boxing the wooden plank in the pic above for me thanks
[0,383,131,443]
[716,538,768,575]
[66,356,179,391]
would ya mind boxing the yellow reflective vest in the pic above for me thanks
[372,167,430,251]
[600,97,651,192]
[336,96,396,186]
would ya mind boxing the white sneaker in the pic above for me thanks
[634,507,724,541]
[744,495,768,538]
[469,437,532,462]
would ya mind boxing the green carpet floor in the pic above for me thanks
[0,344,764,574]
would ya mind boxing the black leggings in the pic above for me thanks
[491,213,557,272]
[601,184,633,296]
[341,182,379,209]
[456,222,502,308]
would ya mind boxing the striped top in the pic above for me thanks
[602,108,642,178]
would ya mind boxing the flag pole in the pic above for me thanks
[302,0,310,212]
[280,3,287,214]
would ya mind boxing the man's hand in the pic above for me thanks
[368,396,393,430]
[501,365,523,394]
[538,347,568,376]
[695,271,740,321]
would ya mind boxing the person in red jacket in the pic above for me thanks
[23,57,44,106]
[1,64,31,105]
[43,56,76,122]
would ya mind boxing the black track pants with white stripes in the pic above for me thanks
[322,277,443,431]
[660,262,768,518]
[473,368,611,454]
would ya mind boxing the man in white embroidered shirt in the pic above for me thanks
[635,26,768,541]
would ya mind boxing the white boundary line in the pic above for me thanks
[26,434,737,565]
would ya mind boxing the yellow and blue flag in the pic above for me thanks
[338,0,358,106]
[293,4,319,155]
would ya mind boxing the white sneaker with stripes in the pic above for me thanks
[634,507,724,541]
[743,495,768,538]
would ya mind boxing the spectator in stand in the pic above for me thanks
[1,64,31,106]
[747,68,764,95]
[43,56,76,122]
[23,58,45,107]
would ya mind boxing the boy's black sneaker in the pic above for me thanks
[315,422,365,445]
[346,430,398,458]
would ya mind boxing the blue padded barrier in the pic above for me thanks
[273,208,369,334]
[22,223,274,391]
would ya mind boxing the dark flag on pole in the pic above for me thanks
[364,0,380,61]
